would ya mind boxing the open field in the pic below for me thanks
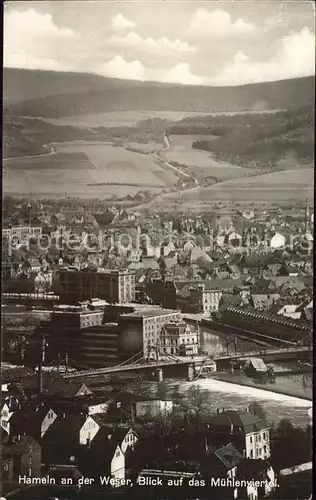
[42,109,285,128]
[3,152,95,169]
[160,134,249,182]
[133,168,314,212]
[3,141,178,198]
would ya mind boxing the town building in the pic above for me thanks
[48,304,104,329]
[189,284,222,314]
[0,455,14,492]
[2,436,42,482]
[41,307,121,368]
[147,278,177,309]
[9,404,57,440]
[220,307,310,343]
[58,267,135,304]
[206,409,271,461]
[1,403,13,435]
[119,308,182,359]
[160,322,199,356]
[133,399,173,419]
[80,425,138,484]
[2,225,42,240]
[41,414,100,465]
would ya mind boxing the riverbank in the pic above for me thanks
[211,371,312,401]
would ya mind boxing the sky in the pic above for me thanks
[4,0,315,86]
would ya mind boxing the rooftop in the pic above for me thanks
[120,308,180,319]
[206,409,268,433]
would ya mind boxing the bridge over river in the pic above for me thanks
[62,346,311,381]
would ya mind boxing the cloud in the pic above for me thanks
[98,56,145,81]
[163,63,203,85]
[189,8,256,36]
[210,27,315,85]
[111,13,136,30]
[4,8,75,70]
[107,32,195,54]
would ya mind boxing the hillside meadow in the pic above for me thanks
[3,141,178,198]
[134,168,314,213]
[160,134,249,182]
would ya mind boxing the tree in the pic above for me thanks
[186,267,194,279]
[156,381,168,400]
[181,386,212,416]
[248,401,267,420]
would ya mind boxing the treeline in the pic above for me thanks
[6,72,314,118]
[190,106,314,169]
[3,111,102,158]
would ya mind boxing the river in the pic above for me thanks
[186,327,312,427]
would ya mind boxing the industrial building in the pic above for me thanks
[58,267,136,304]
[119,308,182,359]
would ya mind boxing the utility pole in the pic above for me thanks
[37,336,46,398]
[65,351,69,373]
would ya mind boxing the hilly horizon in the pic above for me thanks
[4,68,314,119]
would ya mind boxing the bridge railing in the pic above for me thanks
[214,346,310,361]
[62,357,189,379]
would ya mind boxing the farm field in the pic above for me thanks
[3,152,95,169]
[134,168,314,213]
[179,168,314,202]
[160,134,248,182]
[3,141,178,198]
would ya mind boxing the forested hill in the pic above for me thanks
[185,106,314,169]
[4,68,314,118]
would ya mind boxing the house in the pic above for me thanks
[206,409,270,461]
[237,459,276,499]
[46,380,93,399]
[28,258,41,273]
[107,426,138,455]
[9,403,57,440]
[277,304,302,320]
[204,442,243,499]
[79,426,138,483]
[190,247,213,264]
[189,284,223,314]
[1,403,13,435]
[161,322,199,356]
[208,442,243,479]
[2,436,41,482]
[42,414,100,465]
[51,396,110,416]
[133,399,173,419]
[269,232,286,249]
[250,293,280,311]
[0,456,14,492]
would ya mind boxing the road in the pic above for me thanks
[4,145,55,161]
[154,150,191,179]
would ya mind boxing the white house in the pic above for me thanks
[9,405,58,440]
[111,444,125,482]
[206,409,271,461]
[277,304,302,320]
[0,403,13,434]
[270,233,286,249]
[80,416,100,445]
[189,284,222,314]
